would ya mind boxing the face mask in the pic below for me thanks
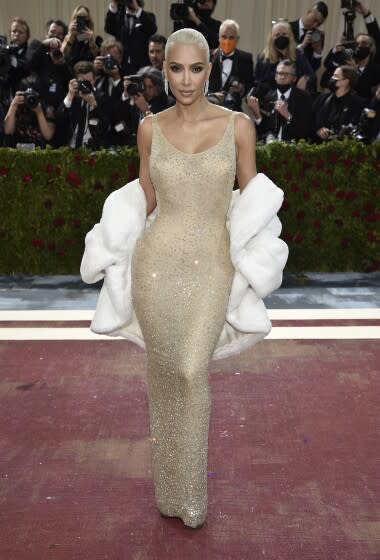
[199,8,213,18]
[277,83,291,94]
[219,38,237,55]
[274,36,290,50]
[328,79,339,93]
[354,46,371,61]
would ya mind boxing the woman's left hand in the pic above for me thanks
[83,27,94,42]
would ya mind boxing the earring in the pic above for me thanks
[164,78,169,96]
[204,79,209,96]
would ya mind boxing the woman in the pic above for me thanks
[254,20,315,92]
[62,5,100,69]
[81,29,288,529]
[313,65,365,140]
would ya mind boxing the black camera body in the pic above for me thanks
[0,43,19,76]
[76,15,90,33]
[126,75,144,96]
[170,0,206,21]
[103,54,118,71]
[77,79,93,95]
[20,88,40,109]
[341,0,358,9]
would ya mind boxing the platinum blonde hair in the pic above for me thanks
[165,28,210,62]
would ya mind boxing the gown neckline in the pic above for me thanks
[154,112,234,156]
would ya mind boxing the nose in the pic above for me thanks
[182,69,191,85]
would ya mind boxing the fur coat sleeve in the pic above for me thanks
[80,173,289,360]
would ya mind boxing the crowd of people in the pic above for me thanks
[0,0,379,150]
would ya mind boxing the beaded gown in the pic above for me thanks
[131,111,236,528]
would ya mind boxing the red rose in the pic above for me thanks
[351,208,360,218]
[316,201,323,208]
[314,220,321,229]
[32,238,44,248]
[326,169,333,176]
[73,218,81,228]
[88,156,96,166]
[281,200,290,211]
[54,216,65,227]
[357,153,366,162]
[340,238,349,248]
[312,178,320,188]
[43,199,53,209]
[367,260,379,272]
[316,159,324,169]
[295,153,303,161]
[57,249,66,257]
[329,153,338,164]
[74,152,83,162]
[294,234,303,243]
[282,232,293,242]
[66,239,74,247]
[365,212,379,222]
[290,183,299,192]
[335,219,343,227]
[285,171,293,180]
[367,231,377,243]
[23,173,32,183]
[111,172,121,181]
[0,167,10,176]
[48,242,56,251]
[364,202,375,213]
[327,183,336,192]
[93,182,104,191]
[302,161,312,170]
[336,190,346,199]
[346,191,357,202]
[313,237,322,245]
[304,193,311,201]
[296,210,305,221]
[299,170,305,178]
[327,204,335,214]
[344,158,353,167]
[46,164,54,174]
[67,170,82,186]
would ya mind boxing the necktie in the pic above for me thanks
[281,94,286,101]
[221,54,234,61]
[75,100,87,149]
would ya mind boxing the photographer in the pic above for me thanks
[26,22,71,111]
[321,33,380,101]
[247,60,313,142]
[208,19,254,111]
[123,66,169,138]
[105,0,157,74]
[62,6,101,70]
[148,34,166,72]
[3,75,56,148]
[57,61,109,149]
[290,2,328,72]
[94,40,132,146]
[313,65,365,141]
[362,84,380,141]
[172,0,221,50]
[354,1,380,64]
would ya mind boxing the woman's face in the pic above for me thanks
[272,24,290,40]
[332,68,349,90]
[164,43,210,104]
[76,8,89,18]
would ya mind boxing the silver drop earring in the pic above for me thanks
[164,78,169,96]
[204,79,209,96]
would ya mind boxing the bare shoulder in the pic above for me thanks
[137,114,153,152]
[234,112,255,135]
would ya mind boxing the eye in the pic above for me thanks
[192,66,204,73]
[169,65,181,73]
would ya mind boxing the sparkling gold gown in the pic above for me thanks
[131,111,236,528]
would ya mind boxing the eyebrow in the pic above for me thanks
[168,61,206,66]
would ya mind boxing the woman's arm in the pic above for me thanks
[137,116,157,215]
[3,93,23,135]
[34,105,56,141]
[235,112,257,192]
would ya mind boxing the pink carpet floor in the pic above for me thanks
[0,329,379,559]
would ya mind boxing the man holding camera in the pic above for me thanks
[172,0,221,49]
[104,0,157,73]
[57,61,109,149]
[290,2,328,72]
[208,19,254,112]
[354,1,380,64]
[247,59,313,142]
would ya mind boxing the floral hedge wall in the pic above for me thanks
[0,140,379,275]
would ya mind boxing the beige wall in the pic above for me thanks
[0,0,376,59]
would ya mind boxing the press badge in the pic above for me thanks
[89,118,99,126]
[49,83,57,93]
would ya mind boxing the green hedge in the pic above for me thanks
[0,140,379,274]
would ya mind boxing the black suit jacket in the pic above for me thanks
[104,9,157,73]
[289,19,324,73]
[256,86,313,141]
[209,48,254,110]
[312,91,365,139]
[173,16,221,49]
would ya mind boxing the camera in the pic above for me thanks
[311,29,323,43]
[51,48,63,60]
[341,0,358,9]
[0,42,19,76]
[170,0,205,21]
[76,15,90,33]
[125,75,144,96]
[19,88,40,109]
[103,54,118,71]
[77,79,93,94]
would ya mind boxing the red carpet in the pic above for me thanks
[0,327,379,559]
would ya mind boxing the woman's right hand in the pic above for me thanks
[10,92,25,110]
[68,21,77,38]
[247,95,261,118]
[317,127,330,140]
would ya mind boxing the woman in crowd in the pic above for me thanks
[62,5,100,69]
[313,65,365,140]
[254,20,315,93]
[81,28,288,529]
